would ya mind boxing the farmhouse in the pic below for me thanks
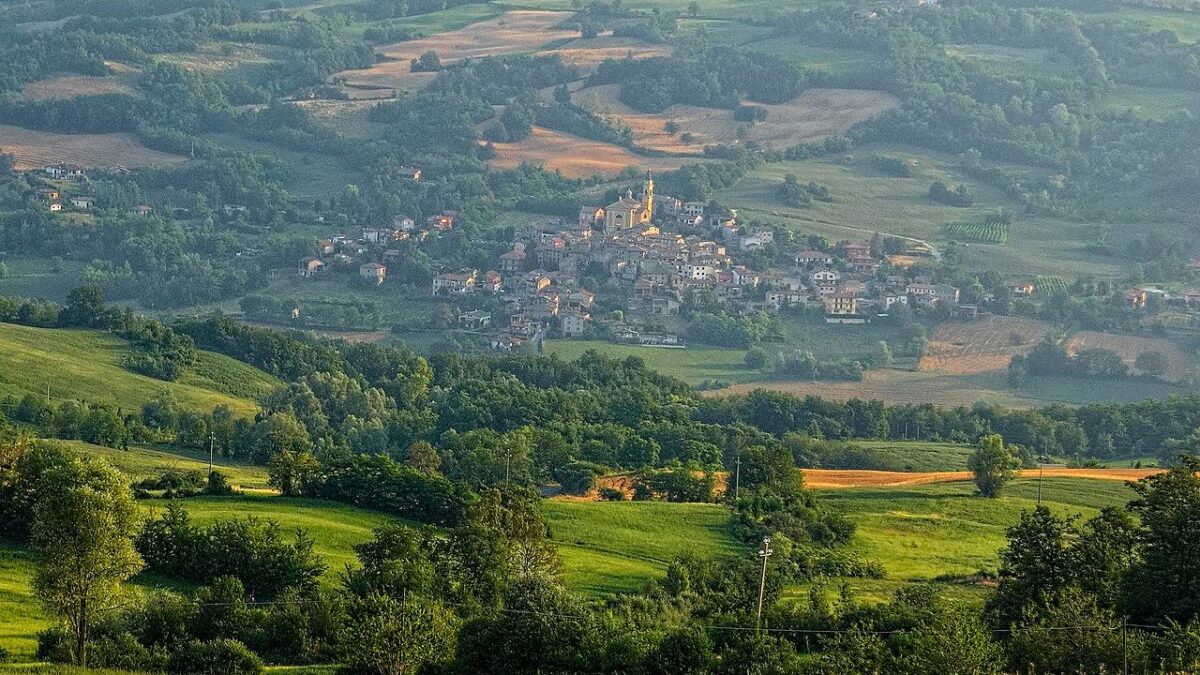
[359,262,387,285]
[796,250,835,266]
[458,310,492,330]
[298,257,324,278]
[433,270,476,295]
[397,166,422,182]
[36,189,59,202]
[560,309,590,337]
[44,163,85,180]
[70,197,94,210]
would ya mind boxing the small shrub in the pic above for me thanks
[599,487,625,501]
[168,639,263,675]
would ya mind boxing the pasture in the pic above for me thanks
[710,368,1184,408]
[0,124,185,171]
[543,500,744,595]
[53,440,272,490]
[1066,330,1195,382]
[719,145,1125,278]
[840,440,975,472]
[816,476,1139,582]
[19,73,136,101]
[0,322,277,417]
[543,340,758,384]
[571,85,897,153]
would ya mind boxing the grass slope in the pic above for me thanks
[52,440,271,490]
[0,323,278,417]
[543,500,745,595]
[817,477,1136,582]
[544,340,757,385]
[848,440,975,472]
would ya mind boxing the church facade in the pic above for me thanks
[604,173,655,230]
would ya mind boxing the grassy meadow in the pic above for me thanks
[848,440,974,472]
[543,500,745,594]
[0,323,279,417]
[543,340,759,385]
[52,440,272,490]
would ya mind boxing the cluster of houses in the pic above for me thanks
[297,211,460,286]
[32,163,152,215]
[441,172,970,348]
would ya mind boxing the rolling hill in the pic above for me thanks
[0,323,280,417]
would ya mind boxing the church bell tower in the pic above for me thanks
[642,171,654,220]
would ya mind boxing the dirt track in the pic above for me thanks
[801,467,1162,489]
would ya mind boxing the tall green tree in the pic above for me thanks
[340,593,457,675]
[31,457,144,665]
[1123,457,1200,624]
[968,434,1018,498]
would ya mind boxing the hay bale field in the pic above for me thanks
[0,124,186,170]
[338,10,579,93]
[488,126,703,178]
[572,84,898,153]
[920,315,1053,374]
[20,73,136,101]
[1067,330,1195,382]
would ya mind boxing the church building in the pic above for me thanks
[604,173,655,230]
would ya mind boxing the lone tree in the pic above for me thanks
[32,457,144,666]
[968,434,1018,498]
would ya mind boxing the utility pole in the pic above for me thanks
[734,456,741,500]
[1122,615,1128,675]
[45,381,50,406]
[505,450,511,486]
[208,431,216,475]
[1037,462,1044,506]
[756,536,773,631]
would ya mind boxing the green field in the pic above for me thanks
[0,546,47,660]
[718,145,1125,278]
[1084,6,1200,43]
[1104,84,1200,120]
[53,440,271,490]
[747,38,878,76]
[544,500,744,594]
[847,440,974,472]
[343,2,502,38]
[544,340,758,385]
[0,256,86,302]
[944,43,1070,79]
[162,495,394,582]
[0,323,279,417]
[817,477,1136,583]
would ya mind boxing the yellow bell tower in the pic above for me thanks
[642,171,654,221]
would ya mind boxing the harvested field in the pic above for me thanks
[489,126,702,178]
[572,84,897,153]
[0,124,186,170]
[1067,331,1194,382]
[338,10,578,94]
[920,315,1053,375]
[20,73,136,101]
[536,35,670,72]
[802,467,1162,489]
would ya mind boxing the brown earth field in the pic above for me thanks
[801,467,1162,489]
[337,10,579,95]
[0,124,187,170]
[920,315,1054,375]
[488,126,706,178]
[571,84,898,153]
[20,73,136,101]
[1067,330,1194,382]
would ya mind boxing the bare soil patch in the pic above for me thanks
[920,315,1053,375]
[572,85,898,153]
[489,126,703,178]
[1067,331,1194,382]
[0,125,187,170]
[338,10,578,93]
[802,467,1162,489]
[21,74,136,101]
